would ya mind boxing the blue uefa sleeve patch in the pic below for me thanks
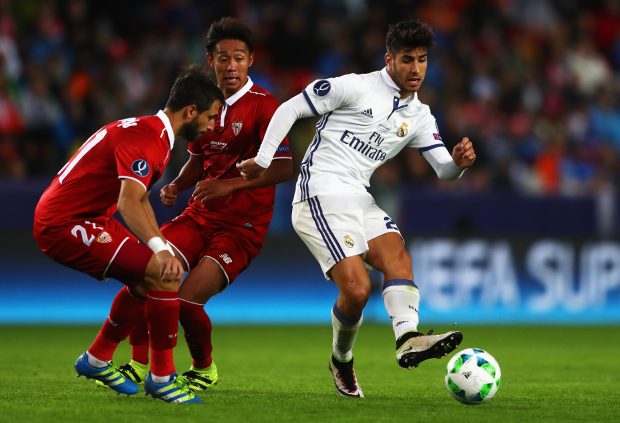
[312,80,331,97]
[131,159,150,177]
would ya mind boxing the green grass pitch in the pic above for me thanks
[0,324,618,422]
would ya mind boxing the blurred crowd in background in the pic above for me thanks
[1,0,620,200]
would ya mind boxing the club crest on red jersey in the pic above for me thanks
[232,121,243,136]
[96,231,112,243]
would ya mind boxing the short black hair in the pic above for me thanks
[385,19,435,55]
[165,64,224,112]
[205,17,254,54]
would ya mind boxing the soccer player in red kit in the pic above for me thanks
[33,65,224,404]
[110,17,293,392]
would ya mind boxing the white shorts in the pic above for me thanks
[291,192,402,279]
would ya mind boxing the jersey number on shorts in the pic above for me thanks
[71,220,104,247]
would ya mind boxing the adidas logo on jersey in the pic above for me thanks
[360,108,373,118]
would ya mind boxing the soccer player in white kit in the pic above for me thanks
[238,19,476,398]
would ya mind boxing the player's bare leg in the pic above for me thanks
[366,233,462,369]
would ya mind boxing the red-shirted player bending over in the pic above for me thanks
[105,18,293,392]
[33,66,223,404]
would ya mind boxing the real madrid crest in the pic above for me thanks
[397,122,409,137]
[344,234,354,248]
[232,121,243,136]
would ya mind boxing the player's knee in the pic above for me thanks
[178,261,227,303]
[130,284,149,298]
[179,281,221,304]
[143,274,181,291]
[341,281,371,309]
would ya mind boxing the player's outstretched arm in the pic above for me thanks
[237,158,266,180]
[195,158,293,202]
[118,179,184,281]
[160,154,203,206]
[242,157,293,189]
[451,137,476,168]
[420,137,476,181]
[238,93,314,179]
[160,183,179,207]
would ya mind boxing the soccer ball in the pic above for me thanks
[445,348,501,405]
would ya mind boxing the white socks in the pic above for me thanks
[382,279,420,340]
[331,305,363,363]
[150,373,172,383]
[86,351,109,368]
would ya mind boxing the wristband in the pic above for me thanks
[254,155,271,169]
[147,237,174,255]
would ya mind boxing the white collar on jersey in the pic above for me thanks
[380,67,419,103]
[220,76,254,127]
[155,110,175,150]
[225,76,254,107]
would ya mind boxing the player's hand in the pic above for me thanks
[192,179,235,203]
[452,137,476,168]
[155,251,184,282]
[160,183,178,207]
[236,158,266,180]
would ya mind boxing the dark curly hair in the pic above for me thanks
[205,17,254,54]
[385,19,434,55]
[166,64,224,112]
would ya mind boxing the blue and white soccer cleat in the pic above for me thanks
[144,373,203,404]
[95,359,148,389]
[74,352,139,395]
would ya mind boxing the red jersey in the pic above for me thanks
[185,79,291,229]
[34,111,174,229]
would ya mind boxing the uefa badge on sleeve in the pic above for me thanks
[131,159,150,177]
[313,80,331,97]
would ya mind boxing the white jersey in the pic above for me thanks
[294,68,448,203]
[254,67,463,204]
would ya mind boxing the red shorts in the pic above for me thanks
[33,216,152,286]
[161,213,264,285]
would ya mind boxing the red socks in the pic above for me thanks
[129,311,149,365]
[128,298,214,370]
[146,290,179,376]
[88,287,180,378]
[89,287,145,361]
[179,300,213,368]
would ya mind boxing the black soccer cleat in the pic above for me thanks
[328,355,364,398]
[396,330,463,369]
